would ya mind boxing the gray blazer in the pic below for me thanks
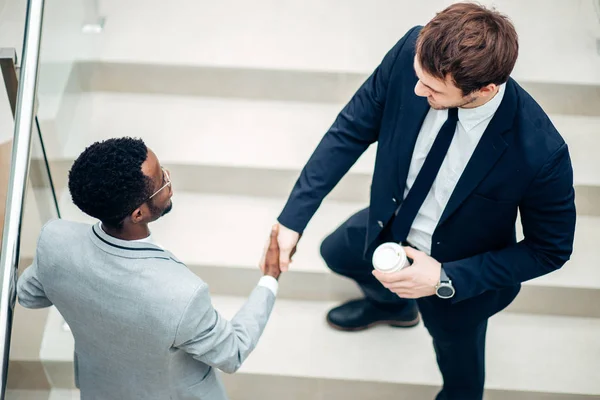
[17,220,276,400]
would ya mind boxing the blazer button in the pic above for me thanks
[392,197,397,203]
[378,221,384,228]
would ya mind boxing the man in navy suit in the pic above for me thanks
[260,3,576,399]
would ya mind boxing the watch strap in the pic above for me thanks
[440,266,450,283]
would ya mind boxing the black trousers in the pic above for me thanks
[320,208,520,400]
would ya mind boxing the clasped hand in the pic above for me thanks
[259,223,300,272]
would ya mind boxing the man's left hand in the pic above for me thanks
[372,246,442,299]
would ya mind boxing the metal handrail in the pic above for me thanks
[0,0,45,397]
[1,48,62,220]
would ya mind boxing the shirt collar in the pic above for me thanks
[457,83,505,133]
[90,222,185,265]
[100,222,154,243]
[91,223,165,258]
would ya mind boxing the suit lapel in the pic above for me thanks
[438,79,518,227]
[394,94,430,197]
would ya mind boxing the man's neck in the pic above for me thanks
[102,223,150,241]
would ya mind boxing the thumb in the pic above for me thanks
[403,246,421,261]
[259,225,279,270]
[279,248,291,272]
[277,224,299,272]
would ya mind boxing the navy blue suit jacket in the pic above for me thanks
[278,26,576,303]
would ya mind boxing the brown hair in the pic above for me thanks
[417,2,519,95]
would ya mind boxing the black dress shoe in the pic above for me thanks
[326,298,420,332]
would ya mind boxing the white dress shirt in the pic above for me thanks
[404,85,505,255]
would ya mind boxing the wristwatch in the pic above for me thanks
[435,267,455,299]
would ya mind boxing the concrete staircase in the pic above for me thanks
[5,0,600,398]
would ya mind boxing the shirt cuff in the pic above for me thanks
[258,276,279,296]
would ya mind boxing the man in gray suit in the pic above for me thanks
[17,137,281,400]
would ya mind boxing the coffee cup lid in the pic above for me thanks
[372,243,405,272]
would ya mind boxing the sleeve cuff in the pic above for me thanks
[258,275,279,296]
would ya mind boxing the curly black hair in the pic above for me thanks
[68,137,154,229]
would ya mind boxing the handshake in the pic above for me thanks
[259,222,444,300]
[259,223,301,280]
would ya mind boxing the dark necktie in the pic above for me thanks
[392,107,459,243]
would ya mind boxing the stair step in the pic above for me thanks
[39,298,600,399]
[47,93,374,173]
[48,390,79,400]
[50,0,600,87]
[46,92,600,188]
[5,390,52,400]
[52,191,600,318]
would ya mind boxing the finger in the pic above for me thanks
[372,269,387,283]
[268,224,280,250]
[372,269,409,284]
[403,246,422,261]
[382,281,413,290]
[279,244,299,272]
[289,246,298,260]
[384,286,413,298]
[279,248,291,272]
[260,225,279,269]
[277,226,300,272]
[265,226,281,270]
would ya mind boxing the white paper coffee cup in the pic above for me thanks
[372,242,409,273]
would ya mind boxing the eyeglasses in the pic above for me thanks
[148,167,171,200]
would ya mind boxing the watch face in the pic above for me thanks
[437,284,455,299]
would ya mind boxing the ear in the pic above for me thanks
[129,206,145,224]
[478,83,497,97]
